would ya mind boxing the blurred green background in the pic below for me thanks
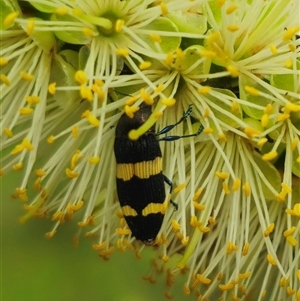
[1,172,191,301]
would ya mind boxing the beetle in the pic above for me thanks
[114,103,203,245]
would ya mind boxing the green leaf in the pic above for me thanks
[28,1,56,13]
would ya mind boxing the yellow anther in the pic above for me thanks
[82,110,99,127]
[217,0,225,8]
[72,126,79,138]
[150,33,162,43]
[171,219,181,231]
[226,65,240,77]
[92,242,107,250]
[125,96,138,106]
[242,242,250,256]
[244,127,261,139]
[47,135,55,144]
[115,19,124,33]
[4,11,19,28]
[196,274,211,285]
[283,26,300,41]
[19,107,34,115]
[218,132,228,141]
[65,168,79,179]
[208,216,216,225]
[262,151,278,161]
[285,203,300,216]
[75,70,88,85]
[297,270,300,280]
[285,103,300,113]
[277,113,290,122]
[34,177,41,191]
[45,230,57,238]
[286,236,297,247]
[192,188,203,202]
[160,2,169,15]
[52,211,65,222]
[116,228,131,236]
[161,98,176,107]
[181,236,189,246]
[226,5,238,14]
[48,82,56,95]
[204,127,213,134]
[13,162,23,171]
[70,150,82,170]
[267,254,277,265]
[281,183,292,193]
[232,178,241,191]
[203,108,210,118]
[261,114,269,127]
[140,89,154,105]
[216,171,229,179]
[22,138,34,151]
[80,85,93,101]
[176,48,184,61]
[116,48,129,56]
[285,59,293,68]
[193,201,205,211]
[231,101,239,114]
[226,241,238,254]
[0,57,8,65]
[35,169,46,177]
[15,186,27,200]
[280,277,289,287]
[20,71,34,81]
[257,137,268,147]
[0,74,10,86]
[183,284,190,295]
[11,144,24,155]
[288,43,296,52]
[26,18,34,35]
[200,226,210,233]
[165,52,174,65]
[264,103,273,114]
[284,227,296,237]
[242,182,251,197]
[291,138,297,151]
[287,286,296,296]
[264,223,275,237]
[238,272,251,280]
[227,25,239,32]
[219,281,235,291]
[174,183,186,193]
[139,61,152,70]
[72,7,83,17]
[26,95,40,104]
[276,190,287,202]
[82,27,94,37]
[88,156,100,164]
[222,182,230,194]
[125,105,140,119]
[154,84,164,93]
[198,86,211,94]
[200,50,216,58]
[270,44,278,55]
[3,128,13,138]
[55,7,69,15]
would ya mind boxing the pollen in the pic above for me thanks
[261,114,269,127]
[226,5,238,14]
[3,128,13,138]
[222,182,230,194]
[139,61,152,70]
[193,202,205,211]
[245,85,260,96]
[116,48,129,56]
[82,27,94,37]
[4,11,19,28]
[13,162,23,171]
[75,70,88,85]
[219,281,235,291]
[81,110,100,127]
[285,103,300,113]
[26,96,40,104]
[285,59,293,68]
[244,127,261,139]
[47,135,55,144]
[232,178,241,191]
[115,228,131,236]
[231,101,239,114]
[238,272,251,280]
[198,86,211,94]
[55,7,69,15]
[242,242,250,256]
[171,219,181,231]
[267,254,277,265]
[125,105,139,119]
[80,85,93,101]
[204,127,213,134]
[286,236,297,247]
[264,223,275,237]
[26,19,35,35]
[160,2,169,15]
[192,188,203,202]
[216,171,229,179]
[0,57,8,65]
[115,19,124,33]
[88,156,100,164]
[227,25,239,32]
[66,168,79,178]
[242,182,251,197]
[270,44,278,55]
[72,126,79,138]
[283,26,300,41]
[0,74,10,86]
[48,82,56,94]
[154,84,164,93]
[285,203,300,217]
[150,33,162,43]
[174,183,186,193]
[161,98,176,107]
[140,89,154,105]
[19,107,34,115]
[196,274,211,285]
[226,241,238,254]
[20,71,34,81]
[262,151,278,161]
[226,65,240,77]
[35,169,46,177]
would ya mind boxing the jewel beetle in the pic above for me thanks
[114,104,203,245]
